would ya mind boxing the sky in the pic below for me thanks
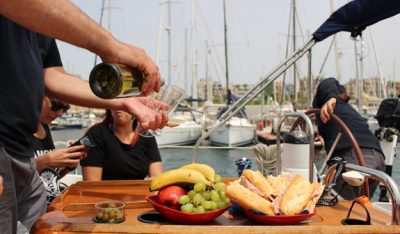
[58,0,400,94]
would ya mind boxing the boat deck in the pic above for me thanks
[31,179,400,234]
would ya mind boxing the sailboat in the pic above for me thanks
[208,0,256,147]
[208,91,256,146]
[155,105,202,146]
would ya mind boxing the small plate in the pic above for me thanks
[145,195,230,225]
[244,209,316,225]
[92,216,126,224]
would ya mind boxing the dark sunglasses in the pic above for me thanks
[50,100,70,112]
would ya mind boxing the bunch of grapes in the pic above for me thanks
[178,175,231,213]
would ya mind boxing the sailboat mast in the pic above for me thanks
[292,0,297,103]
[191,0,198,108]
[223,0,230,95]
[167,0,172,85]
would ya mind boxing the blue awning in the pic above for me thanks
[313,0,400,42]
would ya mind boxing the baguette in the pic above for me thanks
[279,175,312,215]
[225,181,275,216]
[242,169,274,200]
[267,175,289,196]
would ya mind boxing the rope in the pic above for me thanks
[251,143,278,176]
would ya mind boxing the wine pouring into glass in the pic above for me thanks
[88,63,181,138]
[136,85,184,137]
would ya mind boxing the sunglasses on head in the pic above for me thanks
[50,100,70,112]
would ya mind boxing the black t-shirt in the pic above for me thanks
[0,16,62,156]
[31,124,61,204]
[32,124,56,157]
[312,78,383,155]
[80,123,162,180]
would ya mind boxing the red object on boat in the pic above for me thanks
[258,120,264,131]
[243,209,316,225]
[145,195,230,225]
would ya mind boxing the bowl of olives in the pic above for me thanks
[93,200,125,223]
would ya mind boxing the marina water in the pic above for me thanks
[52,128,400,194]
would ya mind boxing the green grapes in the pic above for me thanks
[194,182,207,192]
[187,190,196,199]
[181,203,194,213]
[214,182,226,192]
[178,195,190,205]
[177,179,231,214]
[215,174,222,183]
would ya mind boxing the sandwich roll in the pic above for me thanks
[267,175,290,196]
[305,182,325,212]
[240,177,265,197]
[279,175,313,215]
[225,181,275,216]
[242,169,275,200]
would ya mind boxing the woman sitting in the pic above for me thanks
[80,110,163,180]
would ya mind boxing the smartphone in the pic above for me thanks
[70,135,96,148]
[66,135,95,171]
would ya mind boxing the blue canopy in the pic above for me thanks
[313,0,400,42]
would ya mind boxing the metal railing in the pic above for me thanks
[325,163,400,225]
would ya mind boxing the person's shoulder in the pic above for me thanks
[87,122,109,133]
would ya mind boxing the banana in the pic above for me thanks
[180,163,216,183]
[149,168,211,191]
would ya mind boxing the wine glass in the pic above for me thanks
[137,85,184,137]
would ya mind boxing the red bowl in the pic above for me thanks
[243,209,316,225]
[145,195,230,225]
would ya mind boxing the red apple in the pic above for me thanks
[157,185,187,210]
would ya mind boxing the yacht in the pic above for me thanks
[155,105,202,146]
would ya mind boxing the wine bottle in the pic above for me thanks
[89,63,145,99]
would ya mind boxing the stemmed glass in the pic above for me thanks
[137,85,184,137]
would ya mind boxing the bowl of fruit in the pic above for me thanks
[145,163,231,225]
[93,200,125,223]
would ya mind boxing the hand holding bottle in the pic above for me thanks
[99,41,161,96]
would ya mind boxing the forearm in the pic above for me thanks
[148,162,163,179]
[44,67,123,110]
[35,155,50,172]
[0,0,117,60]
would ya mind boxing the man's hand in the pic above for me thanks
[101,42,161,96]
[320,97,337,123]
[123,96,169,131]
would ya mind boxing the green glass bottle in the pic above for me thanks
[89,63,145,99]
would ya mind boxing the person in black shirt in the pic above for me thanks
[33,97,86,204]
[313,77,385,200]
[81,110,163,180]
[0,2,168,233]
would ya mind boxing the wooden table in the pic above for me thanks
[31,180,400,234]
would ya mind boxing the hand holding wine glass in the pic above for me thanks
[137,85,184,137]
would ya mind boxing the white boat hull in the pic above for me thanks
[209,118,256,147]
[156,123,202,146]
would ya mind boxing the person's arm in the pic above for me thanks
[82,166,103,181]
[147,162,163,179]
[312,78,340,123]
[0,0,160,95]
[44,67,168,130]
[35,145,86,172]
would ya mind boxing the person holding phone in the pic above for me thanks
[33,96,86,204]
[80,110,163,181]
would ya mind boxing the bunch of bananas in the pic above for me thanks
[149,163,219,191]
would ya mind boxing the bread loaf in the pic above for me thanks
[279,175,313,215]
[225,181,275,216]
